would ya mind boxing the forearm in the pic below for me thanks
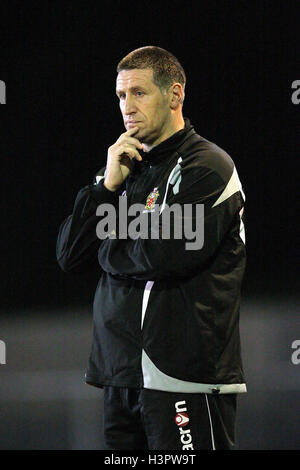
[56,180,120,272]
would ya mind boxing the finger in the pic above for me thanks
[123,136,144,150]
[117,127,141,146]
[124,126,139,136]
[120,145,142,161]
[123,149,142,161]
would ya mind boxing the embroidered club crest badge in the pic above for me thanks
[145,187,159,211]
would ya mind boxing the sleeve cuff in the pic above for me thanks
[90,179,120,205]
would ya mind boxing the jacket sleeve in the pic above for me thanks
[97,161,245,281]
[56,167,123,272]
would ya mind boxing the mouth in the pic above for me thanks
[126,121,141,126]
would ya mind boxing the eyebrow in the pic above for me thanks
[116,86,147,95]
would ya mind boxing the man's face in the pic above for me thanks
[116,68,171,146]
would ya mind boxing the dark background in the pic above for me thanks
[0,0,299,450]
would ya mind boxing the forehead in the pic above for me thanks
[116,68,155,90]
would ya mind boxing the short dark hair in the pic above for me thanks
[117,46,186,92]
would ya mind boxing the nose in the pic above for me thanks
[123,94,137,115]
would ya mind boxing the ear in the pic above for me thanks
[169,83,184,109]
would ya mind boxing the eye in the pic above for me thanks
[136,91,144,96]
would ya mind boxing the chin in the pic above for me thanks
[136,129,146,140]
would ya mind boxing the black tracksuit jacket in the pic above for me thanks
[56,118,247,394]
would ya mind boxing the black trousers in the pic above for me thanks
[102,386,237,450]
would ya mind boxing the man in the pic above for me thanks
[56,46,247,450]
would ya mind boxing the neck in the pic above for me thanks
[143,113,185,152]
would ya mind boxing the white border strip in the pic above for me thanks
[212,166,245,208]
[159,156,182,214]
[205,394,216,450]
[142,350,247,394]
[141,281,154,328]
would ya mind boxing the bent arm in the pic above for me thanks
[56,168,123,272]
[97,165,245,281]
